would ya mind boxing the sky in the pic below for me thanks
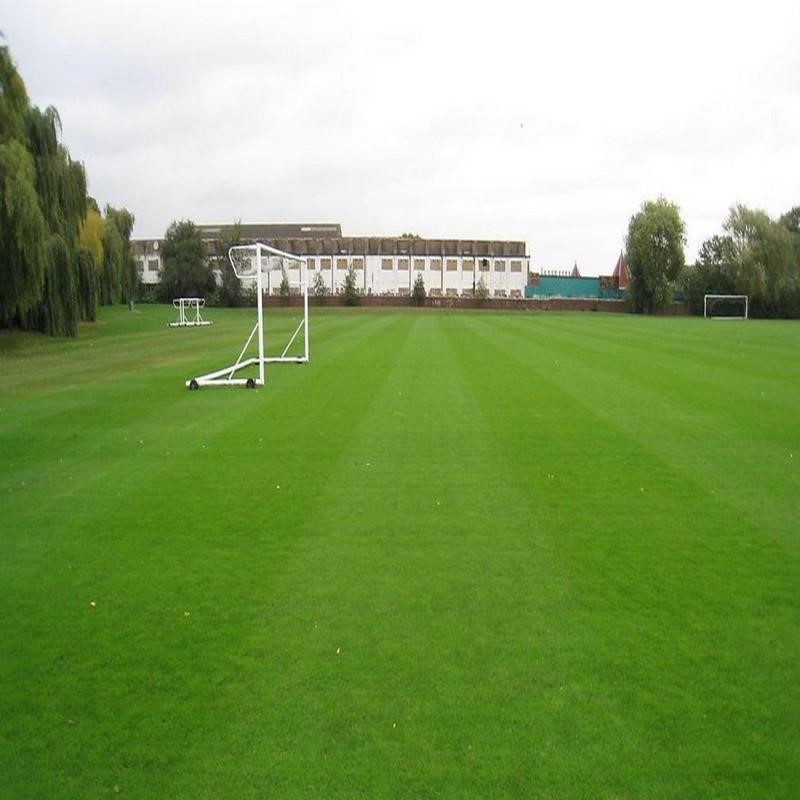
[3,0,799,274]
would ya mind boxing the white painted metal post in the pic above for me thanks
[303,260,309,362]
[257,246,265,386]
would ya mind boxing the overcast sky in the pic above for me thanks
[3,0,798,274]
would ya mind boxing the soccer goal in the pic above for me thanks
[703,294,749,320]
[168,297,212,327]
[185,243,309,389]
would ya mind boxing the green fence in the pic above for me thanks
[526,276,623,300]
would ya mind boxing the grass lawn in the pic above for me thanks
[1,304,798,798]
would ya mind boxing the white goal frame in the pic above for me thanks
[703,294,749,320]
[168,297,212,327]
[186,243,309,389]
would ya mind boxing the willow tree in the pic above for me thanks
[25,105,87,335]
[626,197,686,313]
[77,199,104,320]
[105,205,137,303]
[0,45,48,327]
[1,43,136,334]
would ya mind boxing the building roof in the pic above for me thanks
[571,261,581,278]
[198,222,343,240]
[132,223,528,258]
[612,251,629,288]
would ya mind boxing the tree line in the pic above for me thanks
[626,198,800,317]
[0,43,135,336]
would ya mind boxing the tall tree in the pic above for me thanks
[0,140,48,326]
[1,42,135,334]
[77,199,104,320]
[0,46,49,327]
[723,204,796,316]
[24,105,87,335]
[681,235,737,314]
[779,206,800,266]
[105,205,136,303]
[625,197,686,313]
[159,220,214,300]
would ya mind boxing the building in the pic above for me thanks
[133,223,531,299]
[524,254,627,300]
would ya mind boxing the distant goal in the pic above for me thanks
[704,294,748,320]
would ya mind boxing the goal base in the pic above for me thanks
[185,356,309,389]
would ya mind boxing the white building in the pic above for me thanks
[133,223,531,298]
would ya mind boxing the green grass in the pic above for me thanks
[1,304,798,798]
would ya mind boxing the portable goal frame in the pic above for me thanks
[186,243,309,389]
[703,294,749,320]
[169,297,212,327]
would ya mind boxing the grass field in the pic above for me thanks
[1,305,799,798]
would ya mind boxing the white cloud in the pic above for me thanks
[2,0,798,273]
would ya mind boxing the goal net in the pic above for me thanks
[704,294,748,320]
[186,243,309,389]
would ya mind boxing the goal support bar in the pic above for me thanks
[185,243,309,389]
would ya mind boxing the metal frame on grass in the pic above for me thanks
[703,293,749,320]
[186,243,309,389]
[169,297,212,327]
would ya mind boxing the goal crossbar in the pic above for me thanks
[703,294,748,320]
[185,243,309,389]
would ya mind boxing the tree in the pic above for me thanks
[412,272,426,306]
[216,220,243,307]
[158,220,214,300]
[680,234,737,314]
[0,139,48,326]
[475,276,489,303]
[105,205,136,303]
[342,265,359,306]
[76,199,104,320]
[779,206,800,266]
[779,206,800,235]
[312,270,327,297]
[279,267,290,302]
[100,213,124,305]
[626,197,686,313]
[723,204,796,316]
[0,42,129,335]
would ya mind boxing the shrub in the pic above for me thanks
[412,273,426,306]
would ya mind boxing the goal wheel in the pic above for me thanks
[246,378,256,389]
[188,379,199,391]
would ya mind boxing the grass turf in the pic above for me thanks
[1,305,798,798]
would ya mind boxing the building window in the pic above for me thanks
[306,258,316,270]
[398,258,409,270]
[336,257,348,270]
[320,258,332,270]
[495,260,506,272]
[446,259,458,271]
[510,260,522,272]
[430,259,442,271]
[414,258,425,271]
[479,258,490,272]
[462,259,474,271]
[381,258,393,270]
[147,259,160,273]
[352,257,364,270]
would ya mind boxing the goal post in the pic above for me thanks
[703,294,748,320]
[168,297,212,327]
[185,243,309,389]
